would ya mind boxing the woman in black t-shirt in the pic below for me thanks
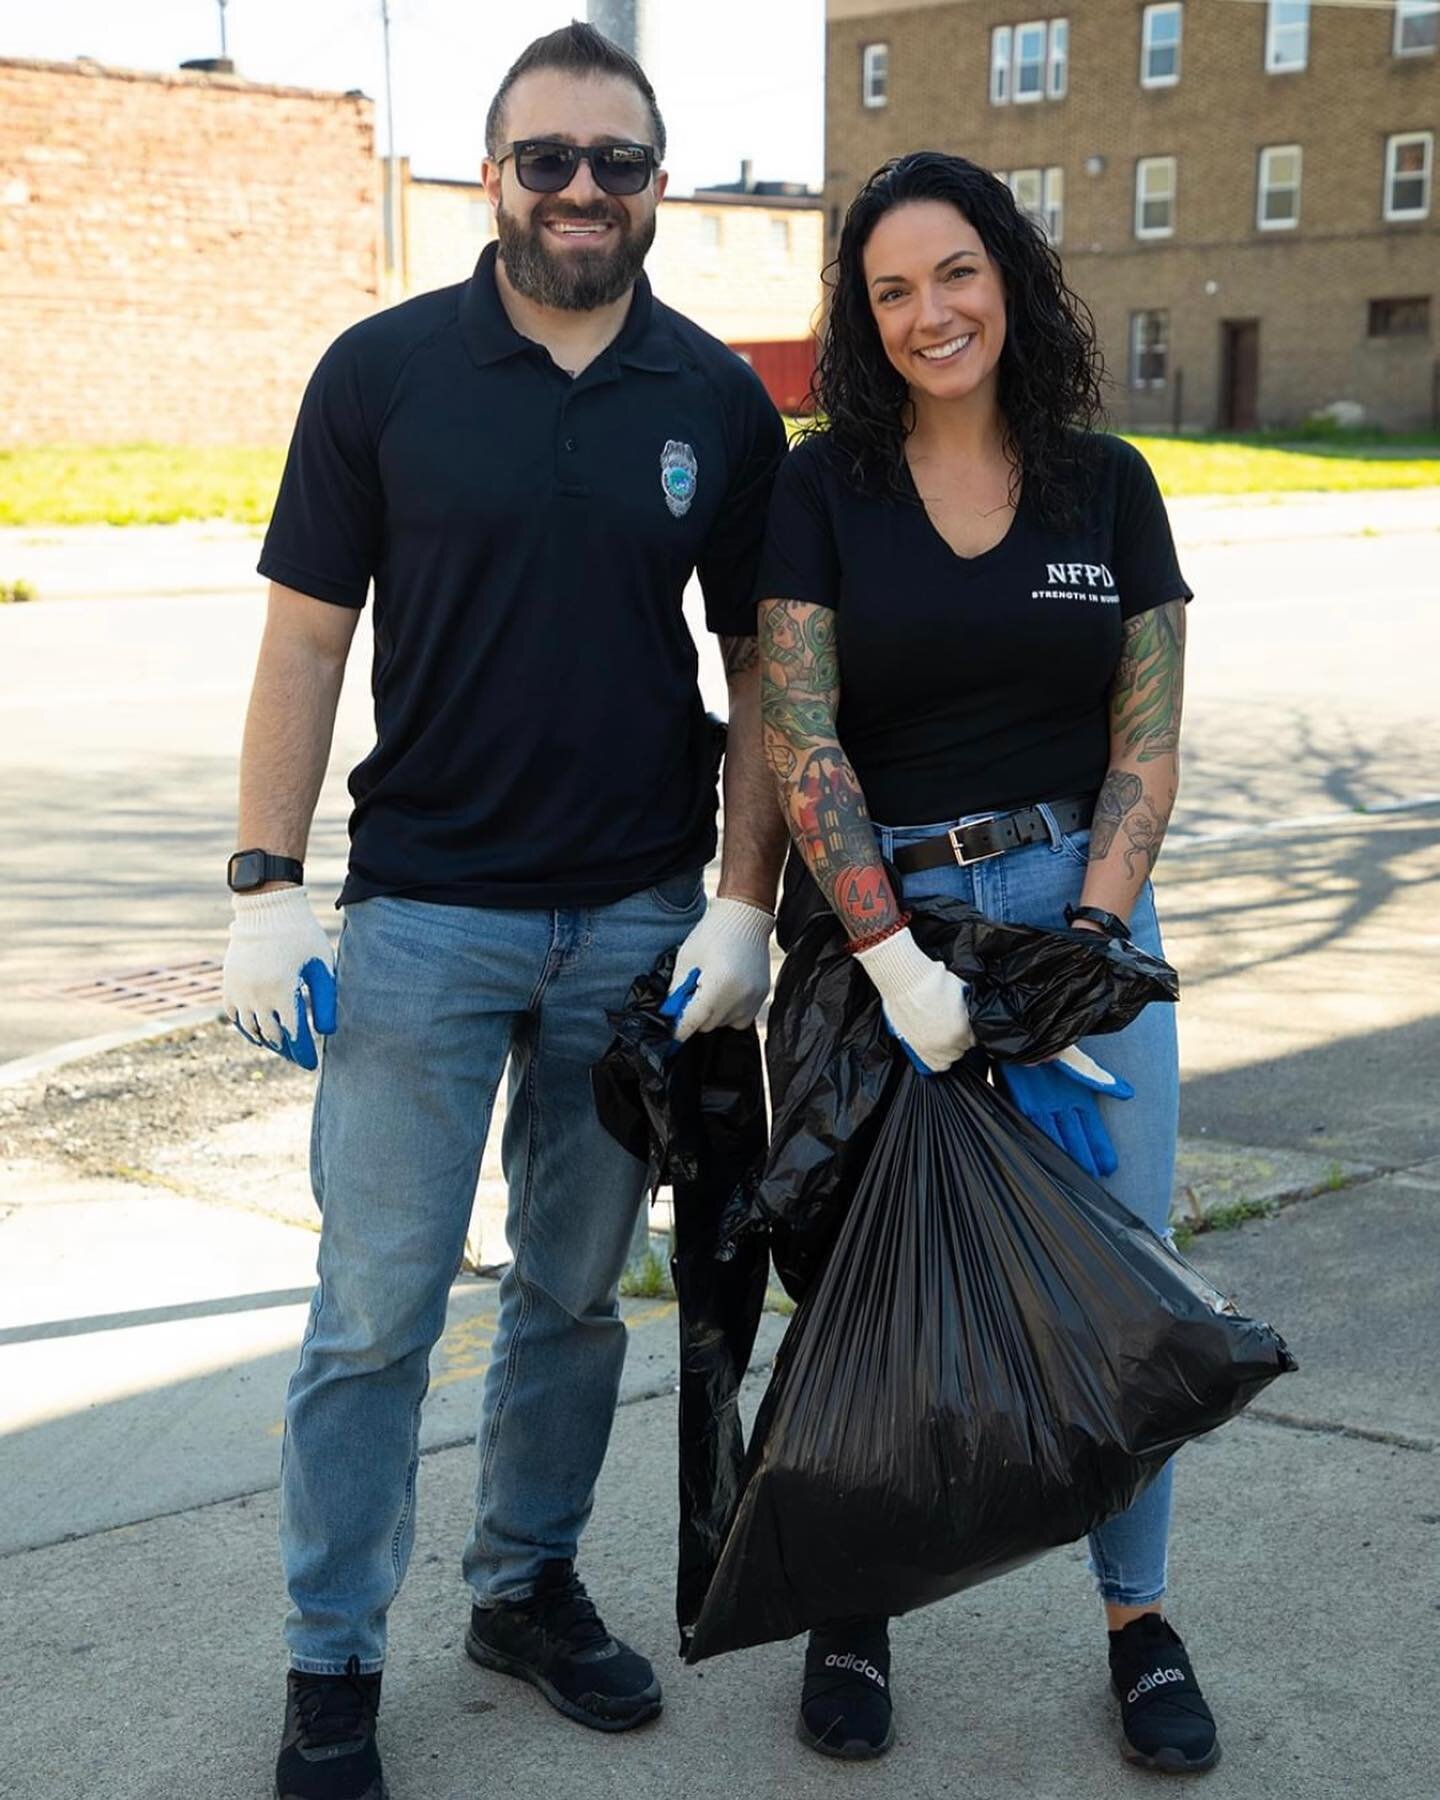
[757,154,1212,1773]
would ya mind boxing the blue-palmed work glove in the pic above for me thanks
[854,925,975,1075]
[996,1045,1134,1180]
[661,897,775,1043]
[222,887,338,1071]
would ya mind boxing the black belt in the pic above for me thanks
[891,795,1095,874]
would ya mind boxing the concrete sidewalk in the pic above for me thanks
[1,1164,1436,1799]
[1,485,1435,603]
[1,1003,1437,1798]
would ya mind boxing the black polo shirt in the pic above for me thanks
[259,242,785,909]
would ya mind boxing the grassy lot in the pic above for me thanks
[1,431,1436,527]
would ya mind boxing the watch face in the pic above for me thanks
[228,850,267,891]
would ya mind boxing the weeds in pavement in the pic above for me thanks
[620,1249,673,1300]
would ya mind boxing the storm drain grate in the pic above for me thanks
[51,959,226,1018]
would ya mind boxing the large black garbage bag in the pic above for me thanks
[685,1058,1296,1663]
[735,893,1182,1298]
[592,947,770,1649]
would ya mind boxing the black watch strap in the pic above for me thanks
[227,848,305,892]
[1064,903,1131,940]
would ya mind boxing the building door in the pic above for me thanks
[1220,320,1260,431]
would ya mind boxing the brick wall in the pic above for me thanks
[0,58,378,447]
[825,1,1439,430]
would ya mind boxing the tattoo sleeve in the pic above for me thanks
[759,599,902,939]
[1087,599,1186,897]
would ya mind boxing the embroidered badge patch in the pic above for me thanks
[660,440,698,518]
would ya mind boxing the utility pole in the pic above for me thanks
[217,0,229,60]
[379,0,399,287]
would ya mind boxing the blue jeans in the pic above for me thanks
[877,806,1179,1608]
[279,872,706,1674]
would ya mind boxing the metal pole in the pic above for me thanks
[380,0,398,281]
[218,0,228,59]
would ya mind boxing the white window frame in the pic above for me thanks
[990,26,1012,103]
[1043,165,1064,242]
[699,212,723,253]
[861,42,889,108]
[1009,167,1044,224]
[769,216,791,259]
[1130,310,1169,389]
[1047,18,1069,97]
[1141,3,1182,87]
[1394,0,1438,56]
[1014,21,1048,101]
[1385,131,1433,221]
[1265,0,1310,74]
[1134,156,1177,238]
[1257,144,1302,230]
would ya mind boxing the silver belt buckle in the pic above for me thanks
[948,813,1003,866]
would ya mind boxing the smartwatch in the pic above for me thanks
[227,849,305,892]
[1064,903,1131,941]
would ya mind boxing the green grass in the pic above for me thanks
[1,428,1436,528]
[0,445,284,526]
[618,1248,673,1300]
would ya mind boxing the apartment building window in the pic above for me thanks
[1141,3,1183,86]
[1258,145,1302,229]
[770,216,791,258]
[1015,22,1047,99]
[1385,132,1433,220]
[1394,0,1438,55]
[1043,165,1065,240]
[862,42,889,108]
[1368,296,1430,336]
[1265,0,1310,73]
[699,213,723,252]
[1135,156,1177,237]
[1130,311,1169,387]
[1048,19,1069,96]
[990,19,1067,104]
[998,166,1065,242]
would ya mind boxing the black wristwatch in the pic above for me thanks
[227,848,305,892]
[1064,903,1131,941]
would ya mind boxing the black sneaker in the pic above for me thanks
[796,1617,894,1760]
[275,1656,386,1800]
[1109,1613,1220,1773]
[465,1560,662,1732]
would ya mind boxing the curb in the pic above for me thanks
[0,1006,223,1092]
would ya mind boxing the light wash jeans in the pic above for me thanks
[279,871,706,1674]
[877,806,1179,1607]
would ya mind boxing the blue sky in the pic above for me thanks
[2,0,826,196]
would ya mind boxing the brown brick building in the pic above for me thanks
[825,0,1439,430]
[0,58,378,447]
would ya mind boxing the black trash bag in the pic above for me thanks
[591,947,770,1650]
[733,893,1181,1299]
[685,1057,1296,1663]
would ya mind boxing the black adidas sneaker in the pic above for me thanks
[466,1560,662,1732]
[1108,1613,1220,1773]
[275,1657,386,1800]
[796,1617,894,1760]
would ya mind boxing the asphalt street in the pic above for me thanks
[0,493,1436,1068]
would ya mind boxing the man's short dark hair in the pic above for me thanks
[485,21,667,162]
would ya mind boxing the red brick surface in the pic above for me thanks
[0,59,379,447]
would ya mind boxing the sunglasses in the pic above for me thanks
[498,139,657,198]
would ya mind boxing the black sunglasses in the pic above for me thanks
[498,139,657,198]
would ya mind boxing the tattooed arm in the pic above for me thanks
[1081,599,1186,922]
[715,634,790,909]
[758,600,903,938]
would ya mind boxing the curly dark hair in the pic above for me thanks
[809,151,1106,530]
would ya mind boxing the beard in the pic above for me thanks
[496,198,656,311]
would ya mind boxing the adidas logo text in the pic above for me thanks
[825,1652,886,1688]
[1127,1666,1185,1704]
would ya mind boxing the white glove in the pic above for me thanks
[855,925,974,1074]
[663,896,776,1043]
[222,886,337,1071]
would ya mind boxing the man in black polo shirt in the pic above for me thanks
[220,25,789,1799]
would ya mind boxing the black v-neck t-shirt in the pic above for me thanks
[755,431,1192,825]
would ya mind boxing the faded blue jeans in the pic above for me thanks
[877,805,1179,1607]
[279,871,706,1674]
